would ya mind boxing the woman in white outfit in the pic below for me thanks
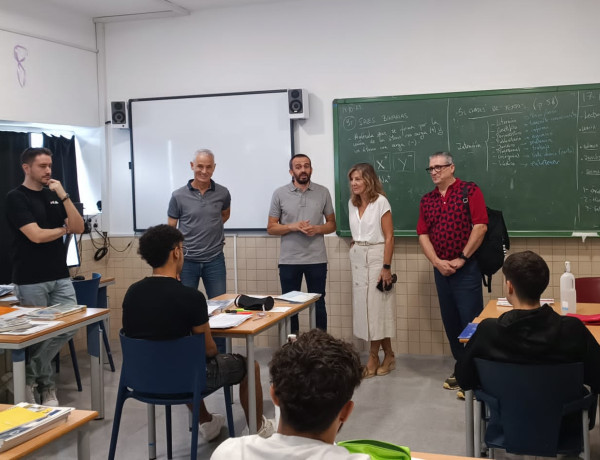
[348,163,396,378]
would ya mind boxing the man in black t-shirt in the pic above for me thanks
[122,224,274,441]
[6,147,85,407]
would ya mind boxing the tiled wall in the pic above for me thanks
[71,235,600,355]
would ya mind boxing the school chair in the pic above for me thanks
[52,273,103,391]
[72,272,115,372]
[576,277,600,303]
[473,358,596,460]
[108,331,235,460]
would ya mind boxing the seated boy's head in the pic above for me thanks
[502,250,550,304]
[269,329,362,435]
[138,224,183,268]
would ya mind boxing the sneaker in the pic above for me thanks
[40,388,59,407]
[25,384,37,404]
[257,416,275,438]
[242,416,276,438]
[199,413,224,442]
[456,388,465,400]
[443,373,459,390]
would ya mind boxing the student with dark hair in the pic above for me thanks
[6,147,84,406]
[122,224,274,441]
[211,329,369,459]
[455,250,600,392]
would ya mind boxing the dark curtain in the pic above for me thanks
[43,134,80,203]
[0,132,31,284]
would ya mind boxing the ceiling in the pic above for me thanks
[44,0,278,22]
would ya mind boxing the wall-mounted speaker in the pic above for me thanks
[288,89,309,119]
[111,101,128,128]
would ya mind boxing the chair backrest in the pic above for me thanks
[118,331,207,396]
[575,277,600,303]
[72,272,101,308]
[474,358,586,457]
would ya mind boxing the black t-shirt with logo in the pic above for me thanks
[122,277,208,340]
[6,185,68,285]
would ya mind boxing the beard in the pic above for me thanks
[293,171,311,185]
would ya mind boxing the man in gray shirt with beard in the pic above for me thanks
[268,154,336,334]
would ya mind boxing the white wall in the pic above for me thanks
[102,0,600,235]
[0,0,99,126]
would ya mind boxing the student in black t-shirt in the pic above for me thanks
[122,224,274,441]
[6,147,85,407]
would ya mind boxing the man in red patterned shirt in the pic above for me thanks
[417,151,488,398]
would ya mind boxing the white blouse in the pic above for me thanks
[348,194,391,244]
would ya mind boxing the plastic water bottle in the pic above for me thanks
[560,261,577,315]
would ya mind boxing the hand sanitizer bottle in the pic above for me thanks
[560,261,577,315]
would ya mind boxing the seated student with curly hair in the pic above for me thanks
[122,224,274,441]
[211,329,369,459]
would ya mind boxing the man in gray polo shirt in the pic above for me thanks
[168,148,230,302]
[268,154,336,333]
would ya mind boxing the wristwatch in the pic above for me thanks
[383,264,391,269]
[61,193,70,202]
[459,252,469,261]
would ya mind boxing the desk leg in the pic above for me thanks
[465,389,474,457]
[87,322,104,419]
[278,321,286,347]
[77,423,91,460]
[246,336,257,434]
[309,301,316,330]
[11,350,26,404]
[474,399,482,458]
[147,404,156,460]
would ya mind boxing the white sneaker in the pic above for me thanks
[199,413,224,441]
[257,416,275,438]
[25,384,37,404]
[40,388,59,407]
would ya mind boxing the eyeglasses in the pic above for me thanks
[425,164,452,174]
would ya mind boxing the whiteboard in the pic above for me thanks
[130,90,293,231]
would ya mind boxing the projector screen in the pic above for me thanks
[129,90,294,231]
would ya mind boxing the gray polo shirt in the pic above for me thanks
[269,181,334,265]
[168,179,230,263]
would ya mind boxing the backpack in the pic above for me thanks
[462,183,510,292]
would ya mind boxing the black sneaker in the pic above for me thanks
[443,373,459,390]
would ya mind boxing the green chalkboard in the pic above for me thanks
[333,84,600,237]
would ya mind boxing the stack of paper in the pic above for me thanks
[276,291,320,303]
[0,318,32,333]
[26,304,86,320]
[207,299,234,315]
[209,313,252,329]
[0,403,72,452]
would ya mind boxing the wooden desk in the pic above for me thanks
[0,309,109,419]
[463,300,600,457]
[0,404,97,460]
[211,294,318,433]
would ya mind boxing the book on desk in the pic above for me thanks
[0,403,73,452]
[26,304,86,320]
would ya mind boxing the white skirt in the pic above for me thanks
[349,244,396,341]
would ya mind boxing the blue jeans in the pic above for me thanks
[15,278,77,391]
[180,252,226,352]
[279,263,328,333]
[434,258,483,361]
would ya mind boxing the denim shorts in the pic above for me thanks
[205,353,246,393]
